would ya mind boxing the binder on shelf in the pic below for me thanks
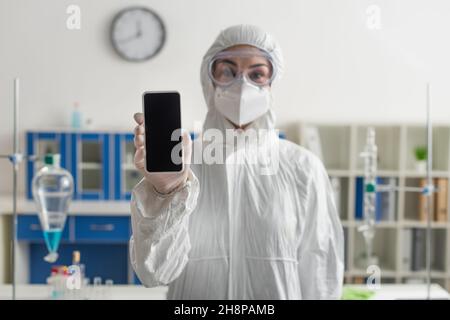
[352,276,365,284]
[375,178,383,221]
[434,178,448,222]
[401,229,413,271]
[411,229,426,272]
[418,178,430,221]
[379,177,397,221]
[343,227,348,271]
[355,177,364,220]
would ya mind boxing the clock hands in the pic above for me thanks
[136,20,142,38]
[118,34,136,44]
[118,20,143,44]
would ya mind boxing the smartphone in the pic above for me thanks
[142,91,183,173]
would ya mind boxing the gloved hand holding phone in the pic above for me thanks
[133,112,192,194]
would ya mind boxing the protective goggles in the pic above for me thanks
[208,49,276,87]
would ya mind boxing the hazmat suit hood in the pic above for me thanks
[200,24,284,133]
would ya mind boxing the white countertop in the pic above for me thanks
[0,196,131,216]
[0,284,167,300]
[344,284,449,300]
[0,284,447,300]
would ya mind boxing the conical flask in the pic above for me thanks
[32,154,74,262]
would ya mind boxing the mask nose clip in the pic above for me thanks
[218,75,260,92]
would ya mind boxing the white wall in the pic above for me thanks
[1,0,450,195]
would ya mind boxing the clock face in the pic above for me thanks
[111,7,166,62]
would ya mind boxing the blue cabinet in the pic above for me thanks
[26,131,113,201]
[71,133,111,200]
[24,130,135,284]
[75,216,130,242]
[29,243,129,284]
[26,131,141,201]
[17,215,72,242]
[17,215,130,243]
[114,133,143,200]
[18,214,131,284]
[26,132,70,199]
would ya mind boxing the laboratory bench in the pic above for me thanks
[0,284,447,300]
[0,196,132,216]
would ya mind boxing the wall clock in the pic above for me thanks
[111,7,166,62]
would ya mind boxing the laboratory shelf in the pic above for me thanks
[297,122,450,291]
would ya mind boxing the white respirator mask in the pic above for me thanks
[214,78,272,127]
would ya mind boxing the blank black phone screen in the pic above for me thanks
[143,91,182,172]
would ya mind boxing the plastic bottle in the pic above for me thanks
[71,101,82,129]
[71,250,85,291]
[47,266,59,299]
[72,250,85,277]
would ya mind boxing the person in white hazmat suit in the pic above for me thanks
[130,24,344,300]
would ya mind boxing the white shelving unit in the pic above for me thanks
[298,123,450,291]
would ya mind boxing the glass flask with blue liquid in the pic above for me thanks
[32,154,74,263]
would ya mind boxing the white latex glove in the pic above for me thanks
[133,112,192,194]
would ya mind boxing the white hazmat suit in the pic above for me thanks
[130,25,344,299]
